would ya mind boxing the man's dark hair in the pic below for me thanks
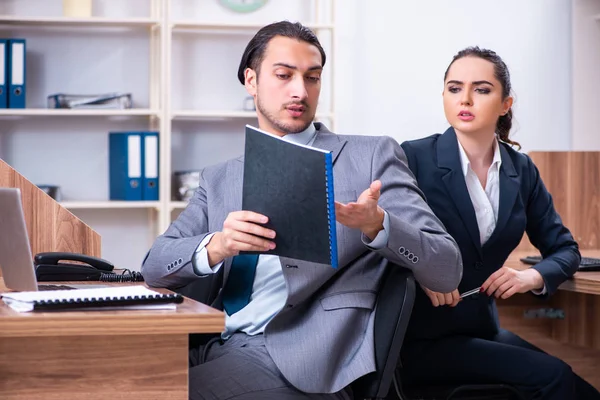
[237,20,326,85]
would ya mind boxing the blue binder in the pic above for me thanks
[141,131,159,201]
[0,39,7,108]
[7,39,25,109]
[109,132,143,201]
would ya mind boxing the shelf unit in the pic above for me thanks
[0,0,336,269]
[0,15,160,27]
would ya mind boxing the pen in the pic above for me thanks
[460,287,482,298]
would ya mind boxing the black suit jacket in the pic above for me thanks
[400,127,580,340]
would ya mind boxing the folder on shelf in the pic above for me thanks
[142,131,159,201]
[0,39,7,109]
[7,39,25,109]
[47,92,132,109]
[241,125,338,268]
[109,132,143,201]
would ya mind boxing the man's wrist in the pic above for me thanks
[362,207,385,240]
[206,232,226,266]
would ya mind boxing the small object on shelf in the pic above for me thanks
[172,170,202,201]
[63,0,93,18]
[47,92,132,109]
[218,0,268,13]
[37,185,61,201]
[243,96,256,111]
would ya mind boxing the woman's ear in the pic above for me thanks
[501,96,513,116]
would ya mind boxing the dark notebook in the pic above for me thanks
[242,125,338,268]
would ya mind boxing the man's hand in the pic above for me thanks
[206,211,276,266]
[335,180,385,240]
[421,286,461,307]
[481,267,544,299]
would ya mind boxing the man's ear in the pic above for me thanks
[245,68,257,96]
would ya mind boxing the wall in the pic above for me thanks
[572,0,600,150]
[334,0,572,153]
[0,0,577,269]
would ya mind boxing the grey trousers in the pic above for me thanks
[189,333,353,400]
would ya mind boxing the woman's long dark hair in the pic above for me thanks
[444,47,520,149]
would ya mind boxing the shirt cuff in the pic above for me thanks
[362,210,390,250]
[192,233,224,275]
[531,285,547,296]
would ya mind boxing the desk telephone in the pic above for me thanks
[34,252,144,282]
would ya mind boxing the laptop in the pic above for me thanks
[0,187,78,291]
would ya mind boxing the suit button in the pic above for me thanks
[398,246,405,255]
[412,256,419,264]
[474,261,483,270]
[178,258,183,264]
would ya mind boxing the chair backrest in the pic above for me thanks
[352,264,416,400]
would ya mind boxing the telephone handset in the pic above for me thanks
[34,252,143,282]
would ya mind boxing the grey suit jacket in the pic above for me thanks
[141,123,462,393]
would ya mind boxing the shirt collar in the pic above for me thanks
[281,123,317,146]
[457,137,503,177]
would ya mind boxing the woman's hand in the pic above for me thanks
[481,267,544,299]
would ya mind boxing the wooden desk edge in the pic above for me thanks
[0,280,225,337]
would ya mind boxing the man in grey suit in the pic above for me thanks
[141,21,462,400]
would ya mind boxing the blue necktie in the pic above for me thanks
[222,254,260,316]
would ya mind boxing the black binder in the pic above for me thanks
[242,125,338,268]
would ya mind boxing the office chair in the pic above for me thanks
[352,265,416,400]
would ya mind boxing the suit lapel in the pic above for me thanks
[485,144,519,246]
[311,123,347,164]
[437,127,482,256]
[222,159,243,284]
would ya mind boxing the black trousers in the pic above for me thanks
[400,329,600,400]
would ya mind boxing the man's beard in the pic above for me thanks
[256,94,312,134]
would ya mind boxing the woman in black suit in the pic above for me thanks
[399,47,600,399]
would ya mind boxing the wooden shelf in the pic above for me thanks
[0,109,159,117]
[172,110,333,121]
[172,110,257,120]
[61,201,161,210]
[0,16,160,28]
[170,201,188,210]
[171,21,334,31]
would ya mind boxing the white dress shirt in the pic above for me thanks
[192,123,391,338]
[457,139,502,246]
[457,138,546,294]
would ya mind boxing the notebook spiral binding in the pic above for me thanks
[324,152,338,269]
[100,269,144,282]
[32,292,183,311]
